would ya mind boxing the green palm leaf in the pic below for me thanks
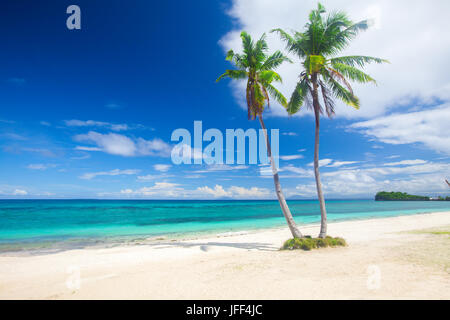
[330,55,389,68]
[326,76,360,109]
[266,83,287,107]
[287,77,311,115]
[216,69,248,82]
[331,63,376,84]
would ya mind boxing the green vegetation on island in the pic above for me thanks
[376,192,450,201]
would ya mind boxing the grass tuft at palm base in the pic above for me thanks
[281,236,347,251]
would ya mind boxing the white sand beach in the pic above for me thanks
[0,212,449,300]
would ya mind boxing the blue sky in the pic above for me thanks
[0,0,449,199]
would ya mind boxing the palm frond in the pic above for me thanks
[330,55,389,68]
[270,28,295,51]
[258,70,282,84]
[216,69,248,82]
[325,76,360,109]
[225,50,234,61]
[323,67,354,94]
[331,63,376,84]
[265,83,287,107]
[261,51,292,70]
[240,31,254,58]
[287,76,311,115]
[319,80,335,117]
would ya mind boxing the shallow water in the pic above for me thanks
[0,199,449,252]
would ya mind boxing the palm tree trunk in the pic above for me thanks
[312,75,328,238]
[258,115,303,239]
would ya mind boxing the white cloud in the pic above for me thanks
[106,182,184,198]
[384,160,427,167]
[80,169,140,180]
[171,144,208,162]
[228,186,271,198]
[280,165,313,177]
[153,164,172,172]
[307,159,333,167]
[280,155,304,161]
[65,120,129,131]
[192,164,249,173]
[27,164,49,170]
[327,161,359,168]
[13,189,28,195]
[196,185,271,199]
[137,174,173,181]
[101,183,271,199]
[291,161,450,198]
[74,131,171,157]
[281,132,297,136]
[136,138,172,157]
[197,185,230,198]
[351,104,450,155]
[305,159,359,168]
[75,146,103,152]
[220,0,450,119]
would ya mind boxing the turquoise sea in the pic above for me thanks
[0,199,449,253]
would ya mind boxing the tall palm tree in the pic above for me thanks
[217,31,303,238]
[273,3,388,238]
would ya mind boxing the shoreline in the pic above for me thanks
[1,209,448,256]
[0,211,449,299]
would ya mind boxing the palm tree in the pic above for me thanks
[217,31,303,238]
[273,3,388,238]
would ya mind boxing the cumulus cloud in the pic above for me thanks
[197,185,271,198]
[13,189,27,195]
[197,185,230,198]
[100,183,271,199]
[290,160,450,198]
[80,169,140,180]
[220,0,450,119]
[351,104,450,155]
[74,131,172,157]
[117,182,182,197]
[136,138,172,157]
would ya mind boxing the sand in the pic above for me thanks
[0,211,449,300]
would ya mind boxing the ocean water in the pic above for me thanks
[0,199,449,253]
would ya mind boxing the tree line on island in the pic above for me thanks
[375,191,450,201]
[217,2,387,245]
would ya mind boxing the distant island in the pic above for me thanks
[375,191,450,201]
